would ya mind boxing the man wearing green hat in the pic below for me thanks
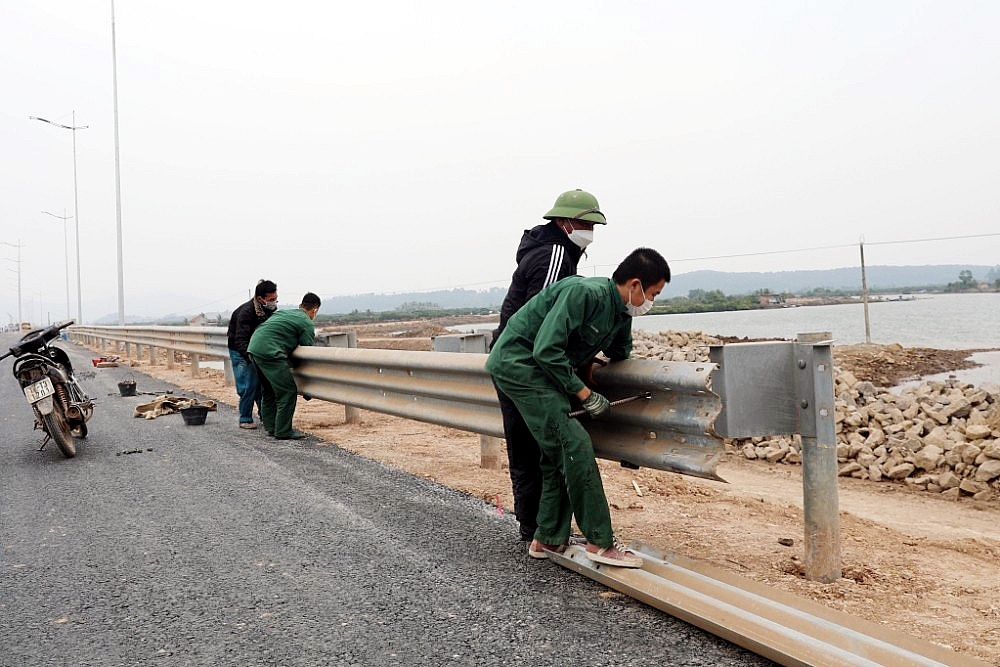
[492,189,608,543]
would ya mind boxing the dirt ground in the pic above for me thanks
[832,342,982,387]
[97,326,1000,664]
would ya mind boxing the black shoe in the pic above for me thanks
[519,527,537,542]
[275,430,306,440]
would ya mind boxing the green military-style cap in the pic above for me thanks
[542,189,607,225]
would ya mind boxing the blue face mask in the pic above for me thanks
[626,282,654,317]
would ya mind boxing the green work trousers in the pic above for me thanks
[252,356,299,438]
[492,376,614,548]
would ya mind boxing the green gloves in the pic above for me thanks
[581,391,611,418]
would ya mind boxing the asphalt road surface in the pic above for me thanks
[0,335,774,667]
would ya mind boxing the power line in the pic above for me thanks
[586,232,1000,273]
[671,242,855,264]
[863,232,1000,247]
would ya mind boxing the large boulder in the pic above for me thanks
[913,444,944,471]
[937,471,961,490]
[965,424,992,441]
[886,463,915,480]
[922,428,951,449]
[974,459,1000,482]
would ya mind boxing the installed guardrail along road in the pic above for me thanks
[0,334,772,666]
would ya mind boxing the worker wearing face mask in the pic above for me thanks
[491,189,607,543]
[227,279,278,430]
[486,248,671,567]
[248,292,321,440]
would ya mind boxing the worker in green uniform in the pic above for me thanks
[247,292,321,440]
[485,248,670,568]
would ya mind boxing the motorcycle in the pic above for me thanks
[0,320,94,458]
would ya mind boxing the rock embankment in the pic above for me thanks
[631,330,1000,500]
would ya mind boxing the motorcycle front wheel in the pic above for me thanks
[43,405,77,458]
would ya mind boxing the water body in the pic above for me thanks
[453,292,1000,386]
[630,293,1000,351]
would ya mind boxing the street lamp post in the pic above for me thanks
[1,240,23,326]
[42,210,73,320]
[30,113,88,323]
[111,0,125,326]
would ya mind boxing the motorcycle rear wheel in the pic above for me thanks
[43,406,77,458]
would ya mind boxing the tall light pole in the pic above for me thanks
[1,240,23,326]
[111,0,125,325]
[30,114,88,323]
[42,210,73,320]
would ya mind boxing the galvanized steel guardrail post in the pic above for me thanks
[710,331,840,582]
[430,332,505,470]
[315,331,361,424]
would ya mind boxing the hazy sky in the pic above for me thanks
[2,1,999,323]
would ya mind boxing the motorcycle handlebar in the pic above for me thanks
[31,320,75,340]
[46,319,76,334]
[4,319,75,360]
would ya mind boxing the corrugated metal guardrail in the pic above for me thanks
[69,325,725,478]
[70,324,229,360]
[71,324,233,383]
[293,346,724,479]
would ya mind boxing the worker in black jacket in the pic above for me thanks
[492,189,607,542]
[227,279,278,429]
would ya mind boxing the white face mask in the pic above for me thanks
[626,282,654,317]
[566,228,594,249]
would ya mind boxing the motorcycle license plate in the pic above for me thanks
[24,377,55,404]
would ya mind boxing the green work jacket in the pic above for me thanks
[485,276,632,396]
[247,307,315,360]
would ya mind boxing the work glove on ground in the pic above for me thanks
[581,391,611,419]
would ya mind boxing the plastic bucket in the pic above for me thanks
[180,405,209,426]
[118,380,137,397]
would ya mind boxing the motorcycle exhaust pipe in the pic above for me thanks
[66,405,82,420]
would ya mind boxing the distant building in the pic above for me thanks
[188,312,224,326]
[757,294,784,306]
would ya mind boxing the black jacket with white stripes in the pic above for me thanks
[494,221,583,343]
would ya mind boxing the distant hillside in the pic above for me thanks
[318,288,509,316]
[659,264,994,298]
[91,264,996,322]
[315,265,994,314]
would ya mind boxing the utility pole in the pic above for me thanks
[859,239,871,344]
